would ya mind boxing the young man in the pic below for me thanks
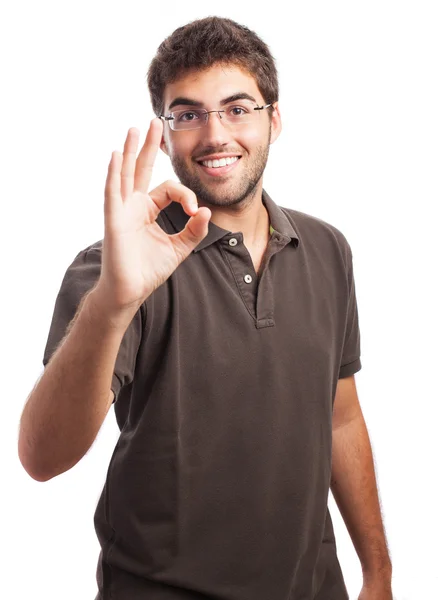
[18,16,392,600]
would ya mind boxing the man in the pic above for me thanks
[18,16,392,600]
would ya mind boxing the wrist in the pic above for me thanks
[86,286,140,333]
[362,561,392,585]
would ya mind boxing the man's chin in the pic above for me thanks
[178,175,239,203]
[194,185,256,208]
[171,161,258,207]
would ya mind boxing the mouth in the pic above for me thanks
[195,156,242,177]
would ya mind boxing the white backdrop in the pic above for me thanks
[2,1,437,599]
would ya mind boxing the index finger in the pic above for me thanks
[134,117,163,195]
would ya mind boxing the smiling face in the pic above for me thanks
[160,63,282,209]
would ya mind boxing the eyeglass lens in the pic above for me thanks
[170,103,262,130]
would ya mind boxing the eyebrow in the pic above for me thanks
[167,92,258,112]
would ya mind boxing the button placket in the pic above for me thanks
[228,237,255,284]
[221,232,285,327]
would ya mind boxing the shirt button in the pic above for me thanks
[229,238,238,246]
[244,274,252,283]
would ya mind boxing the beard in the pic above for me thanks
[168,131,271,210]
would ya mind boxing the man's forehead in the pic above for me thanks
[163,64,261,110]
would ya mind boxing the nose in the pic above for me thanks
[201,110,233,145]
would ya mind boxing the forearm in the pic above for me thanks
[330,414,392,581]
[18,289,132,481]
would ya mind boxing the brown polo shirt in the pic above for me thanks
[43,189,361,599]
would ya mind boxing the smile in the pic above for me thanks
[196,156,241,177]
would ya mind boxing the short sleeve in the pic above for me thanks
[42,245,143,404]
[338,242,362,379]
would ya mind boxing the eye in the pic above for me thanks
[178,111,200,122]
[228,106,248,116]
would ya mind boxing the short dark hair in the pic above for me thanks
[147,17,279,119]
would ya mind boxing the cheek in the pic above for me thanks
[238,130,265,149]
[169,140,193,162]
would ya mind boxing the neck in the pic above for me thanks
[200,184,270,247]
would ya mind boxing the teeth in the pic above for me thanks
[200,156,239,168]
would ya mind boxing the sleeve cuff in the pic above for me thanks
[111,372,123,404]
[339,357,361,379]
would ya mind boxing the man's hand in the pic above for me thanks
[358,577,393,600]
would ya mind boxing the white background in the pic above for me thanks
[2,1,437,598]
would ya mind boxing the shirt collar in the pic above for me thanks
[163,188,300,253]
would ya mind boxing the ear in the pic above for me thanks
[269,102,282,145]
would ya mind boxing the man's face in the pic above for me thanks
[160,63,281,208]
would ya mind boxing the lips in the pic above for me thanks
[195,156,241,177]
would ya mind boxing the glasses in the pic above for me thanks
[160,103,273,131]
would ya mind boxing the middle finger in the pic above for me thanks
[121,128,140,200]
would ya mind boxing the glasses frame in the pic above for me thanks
[159,103,273,131]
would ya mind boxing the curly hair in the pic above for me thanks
[146,16,279,119]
